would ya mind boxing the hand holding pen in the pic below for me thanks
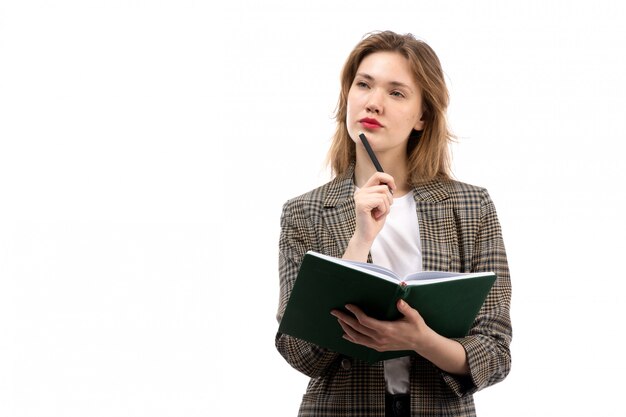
[342,132,396,258]
[359,132,394,195]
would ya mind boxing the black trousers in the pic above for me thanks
[385,393,410,417]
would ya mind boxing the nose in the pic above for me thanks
[365,89,383,114]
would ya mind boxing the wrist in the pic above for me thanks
[413,325,437,355]
[342,236,372,262]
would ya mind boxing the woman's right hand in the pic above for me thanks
[343,172,395,262]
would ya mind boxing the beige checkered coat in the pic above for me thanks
[276,166,512,417]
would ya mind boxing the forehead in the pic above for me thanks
[356,51,417,87]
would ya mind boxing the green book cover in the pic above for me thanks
[278,251,497,364]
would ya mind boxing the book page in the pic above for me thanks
[403,271,494,286]
[307,251,401,283]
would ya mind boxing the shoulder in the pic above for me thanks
[285,181,332,206]
[437,179,502,224]
[415,178,496,213]
[281,176,346,219]
[282,171,354,213]
[441,179,490,201]
[416,177,491,201]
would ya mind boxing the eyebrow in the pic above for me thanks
[355,72,414,91]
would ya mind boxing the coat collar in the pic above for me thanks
[322,163,451,208]
[323,166,356,208]
[320,163,456,269]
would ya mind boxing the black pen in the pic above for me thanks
[358,132,393,195]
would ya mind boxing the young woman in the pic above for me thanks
[276,31,512,417]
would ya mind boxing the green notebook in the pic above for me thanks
[278,251,497,364]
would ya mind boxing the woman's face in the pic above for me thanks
[346,51,424,156]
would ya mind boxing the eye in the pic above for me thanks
[390,90,405,98]
[355,80,370,89]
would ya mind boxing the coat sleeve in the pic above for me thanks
[441,188,513,396]
[274,199,339,377]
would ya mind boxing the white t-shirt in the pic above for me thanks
[370,191,422,395]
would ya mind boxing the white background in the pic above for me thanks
[1,1,625,416]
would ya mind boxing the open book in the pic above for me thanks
[278,251,497,364]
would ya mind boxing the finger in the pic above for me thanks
[357,194,391,220]
[345,304,385,333]
[331,309,366,330]
[330,309,353,322]
[334,306,379,339]
[336,317,361,339]
[397,299,425,326]
[371,201,389,220]
[374,191,392,217]
[334,308,369,333]
[364,172,396,194]
[397,299,414,315]
[359,184,394,199]
[355,184,393,203]
[369,185,393,208]
[336,318,378,348]
[334,314,366,340]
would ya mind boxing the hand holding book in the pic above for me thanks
[331,299,471,375]
[278,251,497,364]
[331,299,431,352]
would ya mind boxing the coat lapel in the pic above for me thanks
[320,169,358,258]
[413,180,461,272]
[319,168,461,273]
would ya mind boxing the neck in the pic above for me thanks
[354,148,411,196]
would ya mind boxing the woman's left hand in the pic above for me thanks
[331,299,470,375]
[331,299,431,353]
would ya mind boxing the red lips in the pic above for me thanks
[359,118,382,129]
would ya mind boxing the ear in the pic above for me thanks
[413,114,425,131]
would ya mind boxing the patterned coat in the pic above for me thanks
[276,166,512,417]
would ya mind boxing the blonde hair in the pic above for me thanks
[327,31,454,184]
